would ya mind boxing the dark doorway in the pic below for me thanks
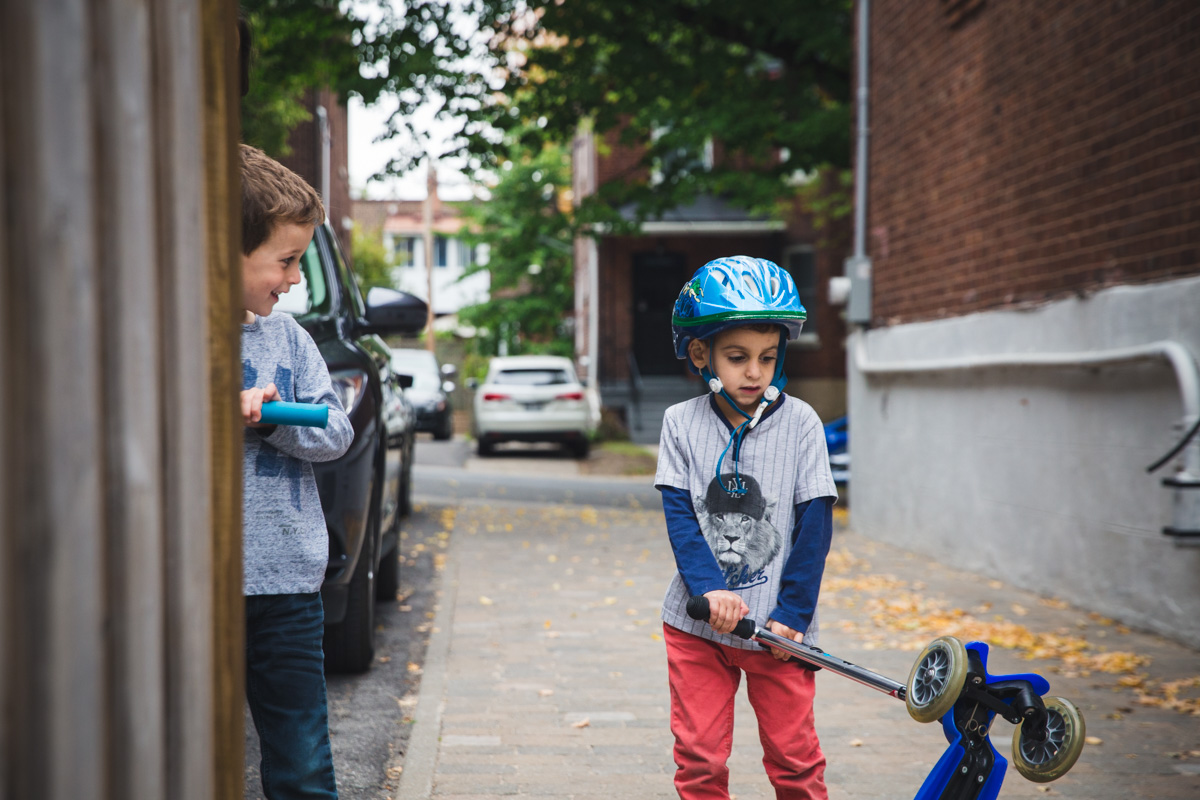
[632,251,689,375]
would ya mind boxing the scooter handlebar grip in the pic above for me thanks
[258,401,329,429]
[685,596,756,640]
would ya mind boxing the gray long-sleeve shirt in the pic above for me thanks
[241,312,354,595]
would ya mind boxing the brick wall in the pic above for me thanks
[868,0,1200,325]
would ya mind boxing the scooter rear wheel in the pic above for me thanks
[905,636,968,722]
[1011,696,1086,783]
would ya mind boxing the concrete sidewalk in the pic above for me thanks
[396,499,1200,800]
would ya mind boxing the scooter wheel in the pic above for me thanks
[905,636,968,723]
[1011,696,1086,783]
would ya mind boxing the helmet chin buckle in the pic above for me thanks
[748,385,780,429]
[707,377,723,393]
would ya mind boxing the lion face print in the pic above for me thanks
[694,473,782,589]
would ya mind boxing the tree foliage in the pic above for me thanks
[241,0,852,219]
[456,140,575,359]
[350,224,397,294]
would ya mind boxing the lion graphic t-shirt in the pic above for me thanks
[655,393,837,650]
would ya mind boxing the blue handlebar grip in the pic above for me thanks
[258,401,329,428]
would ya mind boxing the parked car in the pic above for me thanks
[275,223,425,673]
[824,415,849,485]
[390,347,456,440]
[471,355,594,459]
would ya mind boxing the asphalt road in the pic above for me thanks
[244,436,661,799]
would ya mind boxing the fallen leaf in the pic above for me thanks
[479,596,494,606]
[386,766,403,779]
[849,738,864,747]
[571,718,591,729]
[1011,604,1028,617]
[1085,736,1103,746]
[539,689,555,697]
[544,619,553,629]
[377,656,391,664]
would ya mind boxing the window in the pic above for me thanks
[434,235,449,268]
[274,239,330,318]
[392,236,417,268]
[492,369,570,386]
[456,239,475,267]
[785,246,818,331]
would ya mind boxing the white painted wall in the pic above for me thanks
[848,275,1200,648]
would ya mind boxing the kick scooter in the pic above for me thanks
[257,401,329,428]
[686,597,1086,800]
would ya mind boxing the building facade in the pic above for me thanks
[353,195,489,318]
[849,0,1200,645]
[573,128,849,443]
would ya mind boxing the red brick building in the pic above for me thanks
[277,87,354,260]
[573,128,849,442]
[849,0,1200,647]
[865,0,1199,325]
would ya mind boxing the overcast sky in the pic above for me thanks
[348,95,477,202]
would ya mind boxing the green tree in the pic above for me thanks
[350,224,397,294]
[241,1,851,222]
[456,140,574,359]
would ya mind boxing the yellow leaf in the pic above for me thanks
[849,738,864,747]
[479,596,494,605]
[571,718,591,728]
[1085,736,1103,745]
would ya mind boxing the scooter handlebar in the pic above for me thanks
[685,596,757,640]
[258,401,329,429]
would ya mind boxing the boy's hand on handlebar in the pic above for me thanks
[703,590,748,634]
[765,620,802,661]
[241,383,281,427]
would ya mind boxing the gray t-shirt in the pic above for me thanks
[656,394,837,650]
[241,313,354,595]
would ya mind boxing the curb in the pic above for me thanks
[395,532,460,800]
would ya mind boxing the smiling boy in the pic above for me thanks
[655,256,838,799]
[238,143,354,799]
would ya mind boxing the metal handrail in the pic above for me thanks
[626,351,644,432]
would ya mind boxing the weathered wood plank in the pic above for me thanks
[92,0,168,797]
[152,0,217,797]
[0,22,10,800]
[200,1,247,798]
[1,2,107,798]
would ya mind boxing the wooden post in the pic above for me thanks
[425,160,437,352]
[201,1,247,798]
[0,0,238,796]
[154,1,216,798]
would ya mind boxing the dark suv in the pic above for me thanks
[278,222,425,673]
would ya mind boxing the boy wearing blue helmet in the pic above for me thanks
[656,256,837,799]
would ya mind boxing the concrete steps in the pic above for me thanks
[602,375,707,445]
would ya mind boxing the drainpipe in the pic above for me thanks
[315,105,331,215]
[843,0,872,324]
[854,336,1200,544]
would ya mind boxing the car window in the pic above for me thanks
[325,227,366,319]
[492,368,571,386]
[274,239,331,318]
[391,353,441,391]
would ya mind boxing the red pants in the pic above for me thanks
[664,623,828,800]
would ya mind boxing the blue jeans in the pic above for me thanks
[246,592,338,799]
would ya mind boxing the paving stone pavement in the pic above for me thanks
[396,497,1200,800]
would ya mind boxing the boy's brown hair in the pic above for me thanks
[239,143,325,255]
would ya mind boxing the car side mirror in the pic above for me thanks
[395,373,414,390]
[363,287,427,335]
[442,380,456,394]
[466,377,478,390]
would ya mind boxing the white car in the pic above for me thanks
[472,355,595,458]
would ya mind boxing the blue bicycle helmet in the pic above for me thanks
[671,256,808,497]
[672,256,807,366]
